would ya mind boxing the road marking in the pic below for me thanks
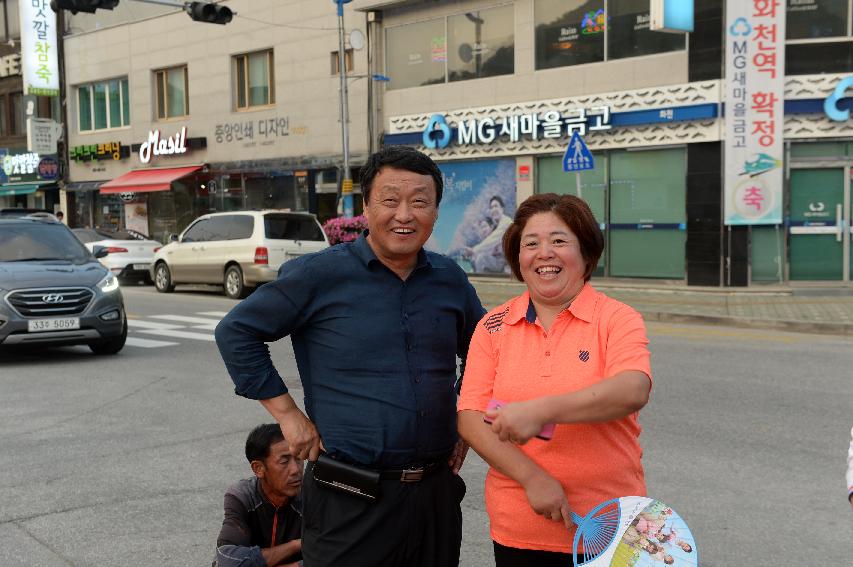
[138,329,216,342]
[125,337,179,348]
[197,311,229,318]
[150,315,221,325]
[128,320,183,331]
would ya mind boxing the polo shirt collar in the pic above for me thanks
[352,230,431,270]
[505,282,596,325]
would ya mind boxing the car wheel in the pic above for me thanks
[154,262,175,293]
[224,265,249,299]
[89,317,127,355]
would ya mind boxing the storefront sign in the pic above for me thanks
[19,0,59,96]
[824,76,853,122]
[650,0,694,33]
[0,150,55,183]
[37,156,58,180]
[517,164,530,182]
[70,142,130,163]
[139,127,188,164]
[213,117,292,144]
[724,0,785,225]
[423,106,612,149]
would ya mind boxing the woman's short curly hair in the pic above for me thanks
[502,193,604,282]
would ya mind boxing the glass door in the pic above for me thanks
[788,168,849,281]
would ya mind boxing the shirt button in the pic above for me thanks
[415,377,421,383]
[420,411,426,417]
[545,351,550,357]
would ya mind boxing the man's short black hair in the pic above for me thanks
[359,146,444,206]
[489,195,504,209]
[245,423,285,463]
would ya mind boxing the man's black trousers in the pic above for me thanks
[301,461,466,567]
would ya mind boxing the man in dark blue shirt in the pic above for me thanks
[215,146,485,567]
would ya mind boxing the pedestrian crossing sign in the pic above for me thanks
[563,131,595,172]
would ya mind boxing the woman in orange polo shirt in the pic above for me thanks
[458,193,652,566]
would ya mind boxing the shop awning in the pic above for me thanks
[64,181,106,192]
[99,166,202,194]
[0,184,40,197]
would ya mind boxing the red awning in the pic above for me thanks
[99,165,202,194]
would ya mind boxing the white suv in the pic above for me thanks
[151,211,329,299]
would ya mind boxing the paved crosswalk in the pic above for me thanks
[125,311,228,349]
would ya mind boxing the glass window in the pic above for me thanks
[10,91,22,135]
[6,0,18,40]
[76,78,130,132]
[265,214,325,241]
[93,82,108,130]
[535,0,605,69]
[386,19,447,90]
[204,216,232,241]
[78,86,92,131]
[787,0,847,39]
[155,66,188,119]
[0,224,90,263]
[233,50,275,110]
[448,4,515,82]
[182,219,210,242]
[786,41,853,74]
[608,0,685,60]
[229,215,255,240]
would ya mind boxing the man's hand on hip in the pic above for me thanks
[260,394,324,461]
[448,438,469,474]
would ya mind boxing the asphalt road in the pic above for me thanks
[1,284,852,566]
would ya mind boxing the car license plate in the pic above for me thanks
[133,263,150,270]
[27,318,81,332]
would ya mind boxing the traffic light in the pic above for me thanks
[50,0,119,14]
[186,2,233,25]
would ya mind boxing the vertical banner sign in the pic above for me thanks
[724,0,785,225]
[19,0,60,96]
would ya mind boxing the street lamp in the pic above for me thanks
[334,0,354,218]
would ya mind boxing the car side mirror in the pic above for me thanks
[93,245,109,259]
[168,233,179,243]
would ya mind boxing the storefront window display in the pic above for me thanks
[535,0,605,70]
[427,159,516,274]
[786,0,848,40]
[385,19,447,89]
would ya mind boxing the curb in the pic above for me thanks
[641,311,853,337]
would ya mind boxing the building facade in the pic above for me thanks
[355,0,853,285]
[61,0,370,242]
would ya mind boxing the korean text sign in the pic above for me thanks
[724,0,785,225]
[19,0,59,96]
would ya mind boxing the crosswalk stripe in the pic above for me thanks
[125,337,179,348]
[128,320,183,330]
[150,315,221,325]
[197,311,229,318]
[138,329,216,342]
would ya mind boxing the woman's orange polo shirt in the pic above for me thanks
[458,283,652,553]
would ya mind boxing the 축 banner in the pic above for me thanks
[19,0,60,96]
[724,0,785,225]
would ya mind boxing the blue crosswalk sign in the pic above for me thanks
[563,131,594,172]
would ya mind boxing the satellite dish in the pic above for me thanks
[349,29,365,50]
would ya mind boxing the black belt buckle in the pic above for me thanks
[400,467,425,482]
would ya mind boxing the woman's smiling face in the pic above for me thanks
[518,211,587,308]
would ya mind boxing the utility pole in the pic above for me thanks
[335,0,353,218]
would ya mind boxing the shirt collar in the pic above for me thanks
[505,282,596,325]
[352,230,431,270]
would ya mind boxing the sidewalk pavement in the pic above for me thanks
[468,277,853,337]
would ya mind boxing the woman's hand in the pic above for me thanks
[485,399,548,445]
[522,469,572,528]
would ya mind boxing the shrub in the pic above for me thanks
[322,215,368,245]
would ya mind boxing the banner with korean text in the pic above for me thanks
[19,0,60,96]
[724,0,785,225]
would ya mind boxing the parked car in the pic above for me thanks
[0,208,57,220]
[72,228,162,284]
[151,210,329,299]
[0,217,127,354]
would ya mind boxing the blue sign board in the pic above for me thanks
[563,131,594,172]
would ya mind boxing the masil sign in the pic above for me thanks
[139,127,188,164]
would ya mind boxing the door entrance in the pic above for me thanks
[788,167,851,281]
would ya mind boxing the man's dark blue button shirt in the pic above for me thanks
[215,233,485,468]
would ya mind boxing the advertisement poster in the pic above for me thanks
[724,0,785,225]
[426,159,516,274]
[19,0,60,96]
[124,201,149,236]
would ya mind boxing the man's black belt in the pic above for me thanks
[378,461,443,482]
